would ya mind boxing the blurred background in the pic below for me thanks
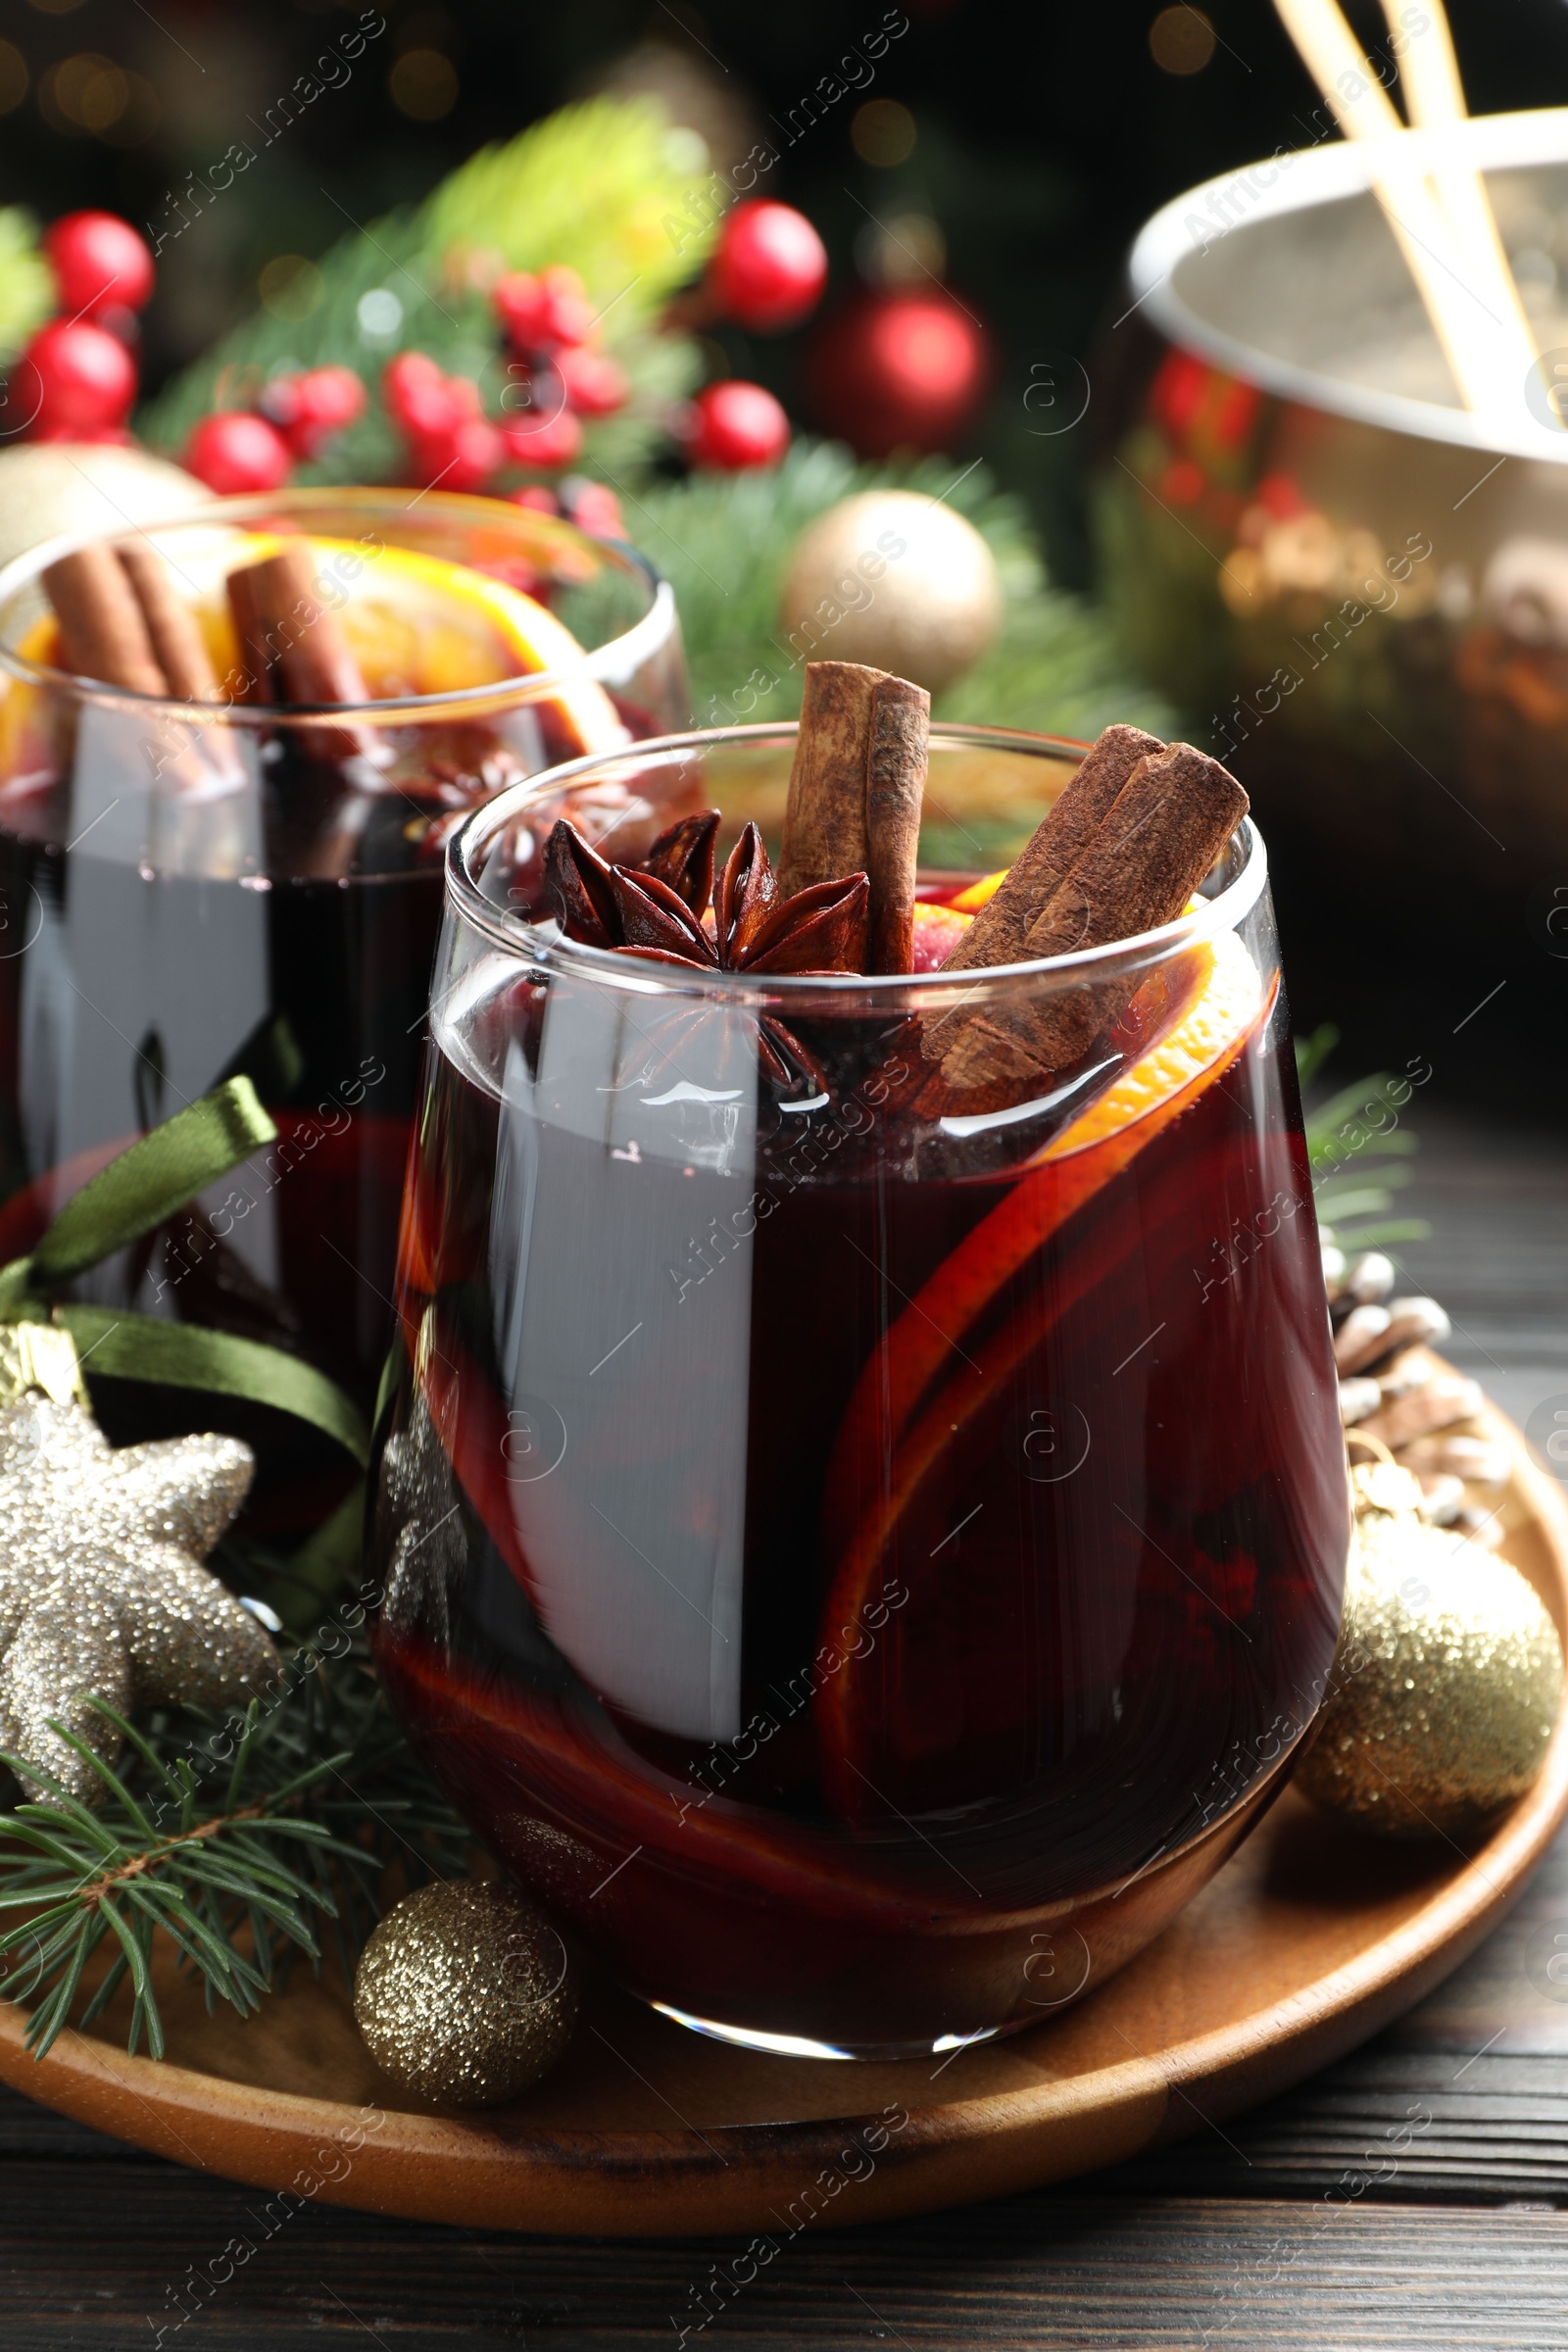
[3,0,1568,1097]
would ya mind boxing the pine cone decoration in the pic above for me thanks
[1325,1246,1506,1547]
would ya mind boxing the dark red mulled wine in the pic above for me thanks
[368,730,1348,2058]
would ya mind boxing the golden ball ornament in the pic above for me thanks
[777,489,1002,695]
[0,443,206,578]
[353,1880,578,2107]
[1297,1508,1563,1840]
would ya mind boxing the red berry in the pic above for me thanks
[20,318,137,437]
[554,345,629,417]
[709,202,827,333]
[261,364,367,460]
[43,212,155,318]
[563,480,624,539]
[494,265,595,353]
[537,266,595,348]
[183,411,293,495]
[383,351,461,437]
[493,272,550,349]
[684,379,790,470]
[405,416,504,492]
[500,404,584,469]
[511,485,560,515]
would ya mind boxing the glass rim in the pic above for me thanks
[0,482,673,724]
[444,719,1269,1000]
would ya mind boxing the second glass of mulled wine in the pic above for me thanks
[0,490,685,1438]
[370,723,1348,2058]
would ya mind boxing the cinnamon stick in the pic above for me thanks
[940,722,1164,973]
[42,544,167,698]
[1022,742,1249,959]
[226,542,371,769]
[777,661,877,900]
[224,542,378,875]
[116,540,221,703]
[923,739,1249,1105]
[864,675,929,976]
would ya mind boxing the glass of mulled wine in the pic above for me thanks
[0,490,686,1433]
[370,723,1348,2059]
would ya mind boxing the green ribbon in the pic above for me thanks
[0,1077,368,1464]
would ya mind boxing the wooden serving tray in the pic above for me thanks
[2,1396,1564,2240]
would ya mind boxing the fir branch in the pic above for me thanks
[0,1647,467,2060]
[421,96,715,316]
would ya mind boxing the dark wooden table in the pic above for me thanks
[5,1099,1568,2348]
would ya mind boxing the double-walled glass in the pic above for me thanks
[0,489,685,1424]
[371,723,1348,2058]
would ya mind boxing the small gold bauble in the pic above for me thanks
[777,489,1003,694]
[353,1880,578,2107]
[0,443,205,578]
[1297,1512,1563,1840]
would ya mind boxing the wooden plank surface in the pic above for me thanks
[2,2164,1568,2347]
[3,1093,1567,2342]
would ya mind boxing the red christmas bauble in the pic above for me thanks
[43,212,155,318]
[709,202,828,333]
[806,291,991,458]
[21,318,138,437]
[684,379,790,470]
[183,411,293,495]
[262,365,367,460]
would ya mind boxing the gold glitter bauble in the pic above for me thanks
[777,490,1002,695]
[0,1334,272,1805]
[353,1880,578,2107]
[1297,1511,1563,1839]
[0,444,205,579]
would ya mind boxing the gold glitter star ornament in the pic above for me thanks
[0,1322,276,1804]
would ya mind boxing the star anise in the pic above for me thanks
[544,811,867,1086]
[543,810,868,976]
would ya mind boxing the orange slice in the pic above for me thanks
[821,930,1264,1556]
[949,869,1007,913]
[815,947,1276,1820]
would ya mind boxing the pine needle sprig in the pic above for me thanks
[1297,1023,1429,1252]
[0,1644,468,2061]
